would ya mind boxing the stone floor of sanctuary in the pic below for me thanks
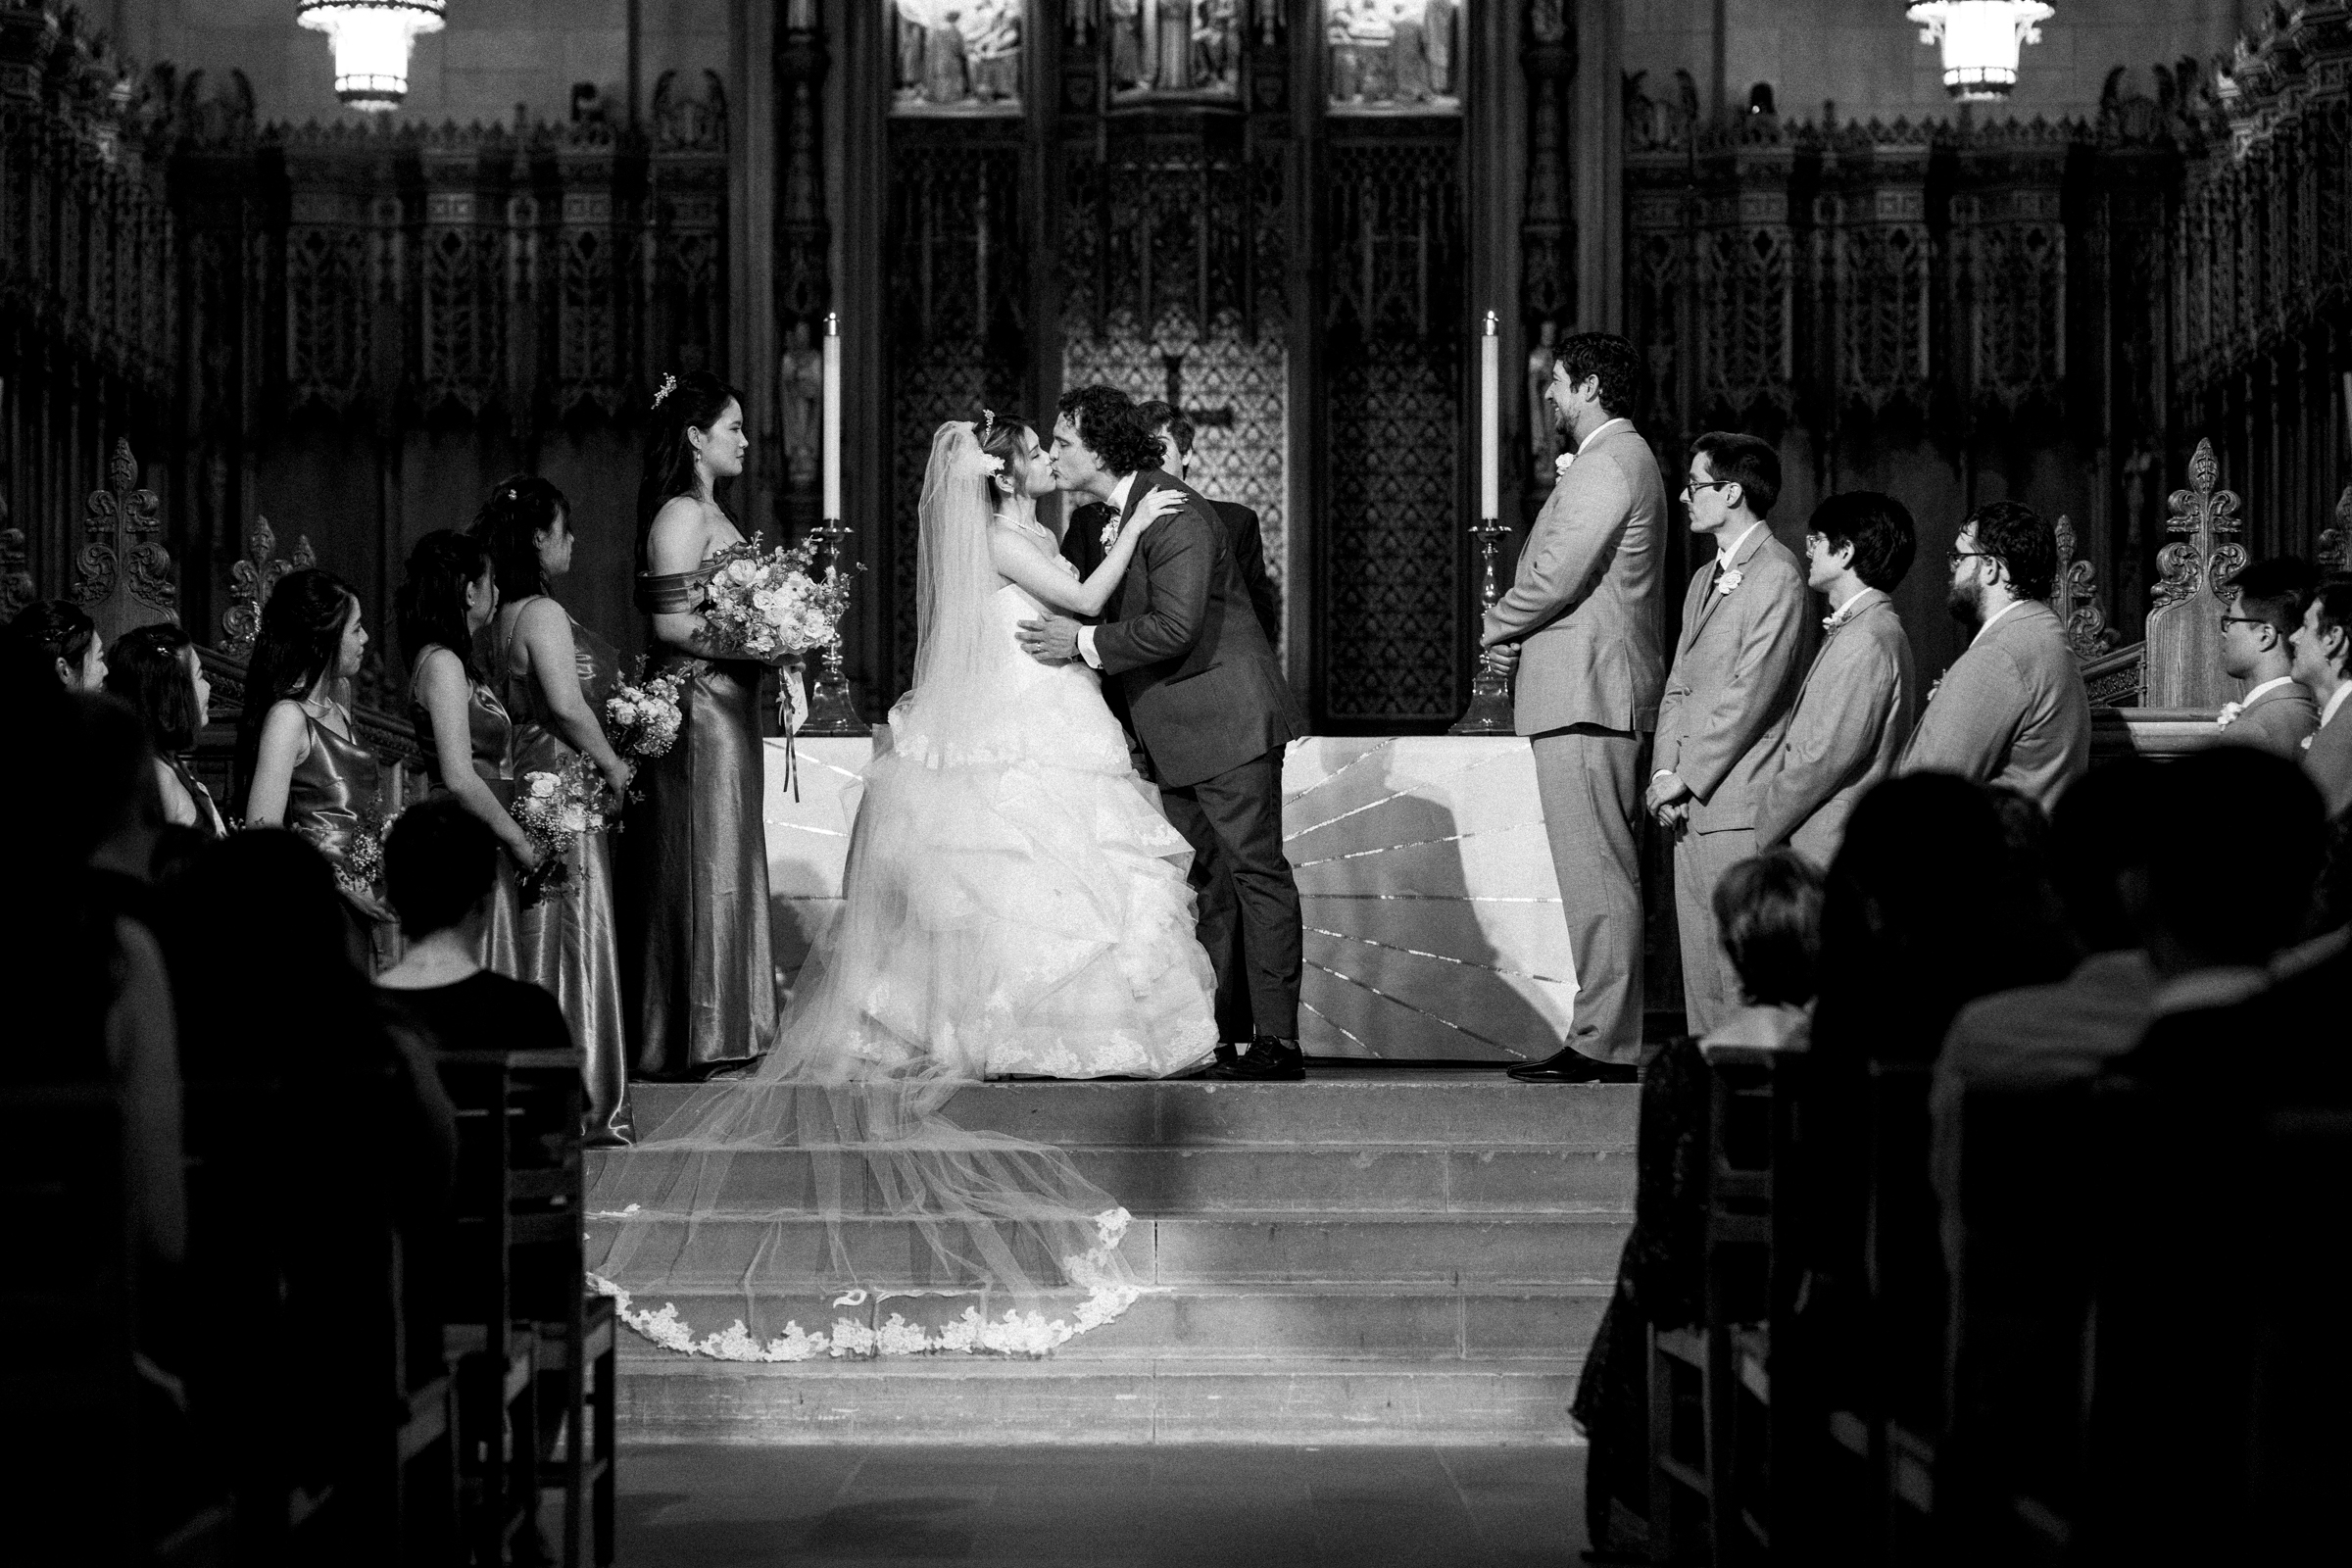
[605,1442,1591,1567]
[592,1066,1636,1446]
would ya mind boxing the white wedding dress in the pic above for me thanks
[586,421,1210,1363]
[790,513,1219,1080]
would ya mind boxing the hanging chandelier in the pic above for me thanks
[1906,1,2053,101]
[296,0,447,112]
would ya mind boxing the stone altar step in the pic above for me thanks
[590,1210,1631,1289]
[600,1076,1635,1445]
[594,1142,1634,1213]
[611,1283,1610,1362]
[617,1355,1590,1446]
[623,1074,1638,1152]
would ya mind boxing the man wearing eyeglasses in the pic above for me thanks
[2214,556,2322,759]
[1646,432,1808,1037]
[1898,500,2089,813]
[1479,331,1665,1082]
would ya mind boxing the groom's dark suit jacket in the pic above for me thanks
[1060,469,1302,789]
[1064,495,1283,646]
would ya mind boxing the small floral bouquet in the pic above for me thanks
[325,808,396,906]
[699,532,854,665]
[512,756,617,906]
[606,662,685,760]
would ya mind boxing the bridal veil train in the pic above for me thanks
[587,419,1216,1358]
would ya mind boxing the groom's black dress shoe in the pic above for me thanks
[1506,1047,1639,1085]
[1207,1036,1305,1081]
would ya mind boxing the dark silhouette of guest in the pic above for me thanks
[105,621,225,837]
[6,596,106,690]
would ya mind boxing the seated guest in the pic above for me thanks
[1900,500,2090,814]
[2127,748,2326,1022]
[1700,847,1826,1054]
[236,566,398,969]
[161,829,457,1514]
[2291,575,2352,815]
[376,797,576,1060]
[1754,492,1917,868]
[2216,556,2322,758]
[1931,760,2164,1247]
[400,530,536,975]
[104,622,225,837]
[7,597,106,690]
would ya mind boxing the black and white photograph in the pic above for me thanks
[4,0,2347,1563]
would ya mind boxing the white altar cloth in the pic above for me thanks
[762,733,1575,1061]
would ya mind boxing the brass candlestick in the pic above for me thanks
[1448,515,1516,735]
[799,516,870,736]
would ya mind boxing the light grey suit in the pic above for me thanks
[1899,599,2090,816]
[2218,679,2320,760]
[1481,420,1667,1062]
[2305,703,2352,816]
[1653,524,1810,1033]
[1753,589,1915,869]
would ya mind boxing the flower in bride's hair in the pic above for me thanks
[978,454,1006,477]
[978,407,996,442]
[652,372,677,409]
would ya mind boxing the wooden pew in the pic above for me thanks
[435,1049,611,1567]
[1942,1084,2096,1564]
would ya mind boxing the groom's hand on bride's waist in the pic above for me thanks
[1017,614,1081,662]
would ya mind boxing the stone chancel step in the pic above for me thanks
[591,1071,1636,1445]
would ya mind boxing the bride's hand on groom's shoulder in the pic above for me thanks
[1130,489,1186,532]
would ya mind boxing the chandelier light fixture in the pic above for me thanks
[296,0,447,112]
[1906,1,2054,102]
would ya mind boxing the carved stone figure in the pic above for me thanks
[924,11,970,103]
[1528,318,1560,483]
[1111,0,1147,88]
[780,321,824,488]
[1194,0,1242,89]
[1153,0,1192,91]
[1424,0,1454,94]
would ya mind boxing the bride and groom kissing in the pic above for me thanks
[769,383,1307,1084]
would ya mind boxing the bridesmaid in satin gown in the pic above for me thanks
[476,474,639,1145]
[398,530,537,976]
[236,567,401,971]
[620,370,786,1077]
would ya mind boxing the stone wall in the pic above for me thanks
[1625,0,2252,126]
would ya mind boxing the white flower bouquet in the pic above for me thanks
[512,756,617,906]
[606,662,685,760]
[698,533,853,664]
[322,807,396,907]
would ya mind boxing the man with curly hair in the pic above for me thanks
[1019,385,1308,1079]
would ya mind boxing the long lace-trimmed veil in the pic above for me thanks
[585,420,1146,1359]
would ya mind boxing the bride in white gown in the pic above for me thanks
[788,414,1219,1080]
[586,416,1217,1361]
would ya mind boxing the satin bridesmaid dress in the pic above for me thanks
[499,600,636,1145]
[618,564,777,1077]
[283,702,401,973]
[409,648,523,977]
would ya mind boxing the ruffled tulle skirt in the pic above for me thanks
[779,736,1219,1082]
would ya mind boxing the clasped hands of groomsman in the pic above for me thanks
[1479,330,2136,1078]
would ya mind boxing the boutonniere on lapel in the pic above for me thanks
[2215,701,2244,730]
[1554,451,1575,477]
[1713,566,1743,599]
[1099,512,1122,551]
[1925,673,1946,707]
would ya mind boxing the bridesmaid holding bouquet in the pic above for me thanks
[237,567,400,970]
[619,369,788,1078]
[399,530,537,975]
[477,475,638,1145]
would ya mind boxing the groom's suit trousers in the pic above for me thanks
[1158,746,1300,1042]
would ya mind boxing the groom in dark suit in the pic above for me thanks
[1018,385,1309,1080]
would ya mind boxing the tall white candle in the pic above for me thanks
[1479,311,1499,520]
[822,313,842,520]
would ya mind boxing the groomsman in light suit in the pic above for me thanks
[2215,556,2323,759]
[2289,575,2352,816]
[1898,500,2090,815]
[1646,433,1809,1037]
[1481,332,1666,1082]
[1753,492,1918,869]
